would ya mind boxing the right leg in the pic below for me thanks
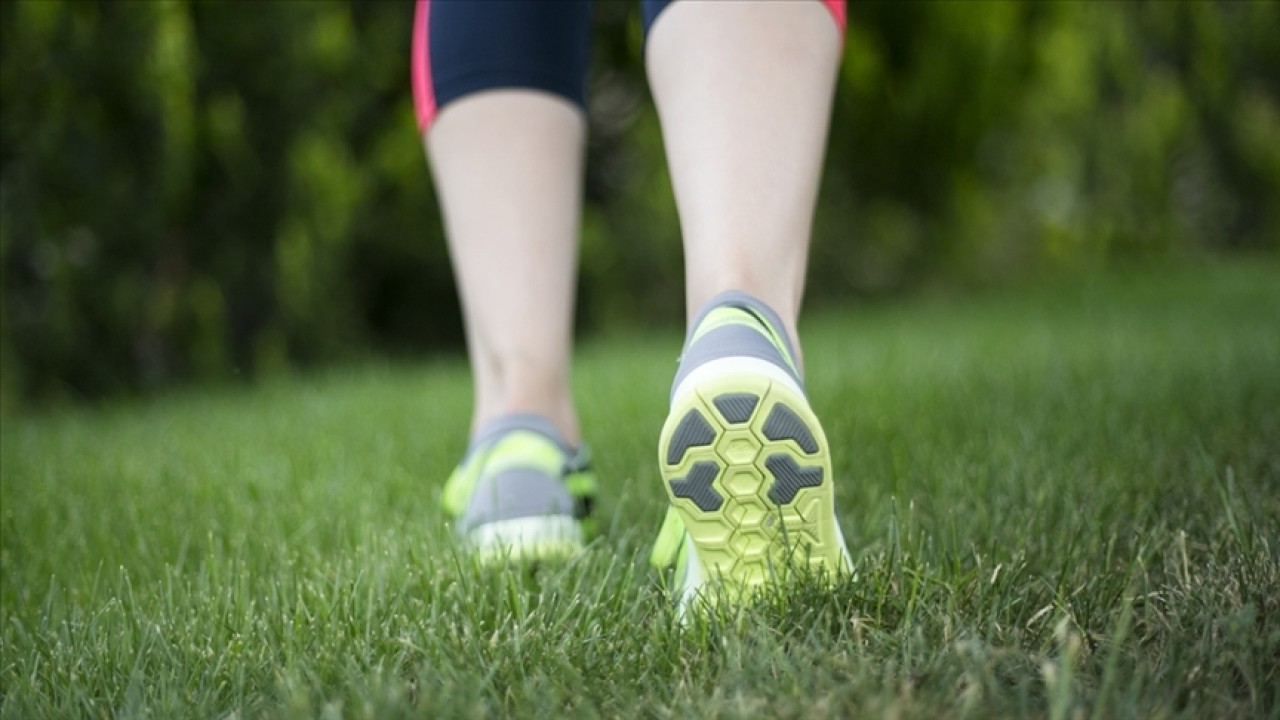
[641,0,851,609]
[414,0,596,556]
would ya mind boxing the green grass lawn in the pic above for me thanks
[3,259,1278,718]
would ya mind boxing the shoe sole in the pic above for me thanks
[466,516,584,563]
[659,358,849,606]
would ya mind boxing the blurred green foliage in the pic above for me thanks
[2,1,1277,405]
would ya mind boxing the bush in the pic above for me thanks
[2,1,1277,404]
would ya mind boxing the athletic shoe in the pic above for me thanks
[652,291,851,612]
[442,413,596,562]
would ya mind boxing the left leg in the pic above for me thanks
[415,0,596,559]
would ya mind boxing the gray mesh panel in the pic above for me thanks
[672,325,801,401]
[457,469,575,534]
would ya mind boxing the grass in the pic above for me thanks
[2,258,1278,718]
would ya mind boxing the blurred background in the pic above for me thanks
[2,0,1277,408]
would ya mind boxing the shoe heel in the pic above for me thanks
[660,369,846,604]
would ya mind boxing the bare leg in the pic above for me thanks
[426,90,585,444]
[646,1,851,610]
[646,0,842,360]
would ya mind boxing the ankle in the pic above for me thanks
[690,286,798,338]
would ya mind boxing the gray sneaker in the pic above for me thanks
[442,414,596,561]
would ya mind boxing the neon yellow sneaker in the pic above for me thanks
[442,414,596,562]
[652,291,851,612]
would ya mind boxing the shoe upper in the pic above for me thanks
[442,417,596,539]
[671,290,804,400]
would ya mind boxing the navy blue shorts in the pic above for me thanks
[412,0,846,131]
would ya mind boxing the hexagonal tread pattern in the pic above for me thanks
[659,376,846,600]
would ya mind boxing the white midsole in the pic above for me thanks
[467,516,583,549]
[679,539,705,612]
[672,356,804,403]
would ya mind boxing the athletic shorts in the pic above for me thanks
[412,0,847,132]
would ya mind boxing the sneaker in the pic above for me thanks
[652,291,851,611]
[442,414,596,562]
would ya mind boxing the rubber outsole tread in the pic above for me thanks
[669,460,725,511]
[762,404,819,454]
[764,454,825,504]
[713,393,760,424]
[659,372,846,605]
[667,409,717,465]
